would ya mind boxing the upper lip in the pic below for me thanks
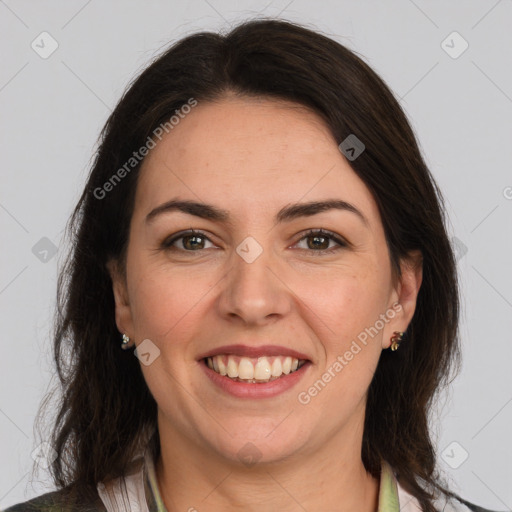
[197,344,311,361]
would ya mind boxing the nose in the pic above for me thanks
[216,239,292,327]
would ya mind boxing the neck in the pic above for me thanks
[154,416,380,512]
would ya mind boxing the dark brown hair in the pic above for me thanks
[34,18,462,511]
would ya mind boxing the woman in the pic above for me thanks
[3,18,500,512]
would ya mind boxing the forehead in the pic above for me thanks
[134,96,379,228]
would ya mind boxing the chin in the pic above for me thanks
[205,421,308,467]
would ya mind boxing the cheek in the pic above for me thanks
[293,265,387,345]
[126,257,212,340]
[300,273,384,412]
[126,261,237,369]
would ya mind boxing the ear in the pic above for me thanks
[382,249,423,349]
[106,259,134,337]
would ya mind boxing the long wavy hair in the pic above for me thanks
[33,18,462,511]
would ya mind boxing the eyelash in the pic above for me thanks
[161,228,347,256]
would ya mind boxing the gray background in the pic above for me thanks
[1,0,511,509]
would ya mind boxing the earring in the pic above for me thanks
[390,331,405,351]
[121,333,134,350]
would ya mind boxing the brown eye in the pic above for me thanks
[162,230,214,251]
[294,229,347,255]
[306,233,330,250]
[161,228,346,256]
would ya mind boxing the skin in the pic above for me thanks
[108,94,423,512]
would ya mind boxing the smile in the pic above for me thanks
[204,355,308,383]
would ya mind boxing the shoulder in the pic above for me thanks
[1,486,107,512]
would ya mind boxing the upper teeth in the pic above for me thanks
[206,355,305,381]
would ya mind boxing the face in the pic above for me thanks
[109,95,422,466]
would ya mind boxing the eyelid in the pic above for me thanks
[293,228,348,253]
[161,228,349,253]
[161,229,215,250]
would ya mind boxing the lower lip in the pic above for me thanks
[199,359,312,399]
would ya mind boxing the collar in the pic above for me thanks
[98,448,422,512]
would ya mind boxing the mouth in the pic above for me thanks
[201,354,309,384]
[199,354,312,399]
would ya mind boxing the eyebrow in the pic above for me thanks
[145,198,369,228]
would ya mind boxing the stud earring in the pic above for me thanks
[390,331,405,351]
[121,333,134,350]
